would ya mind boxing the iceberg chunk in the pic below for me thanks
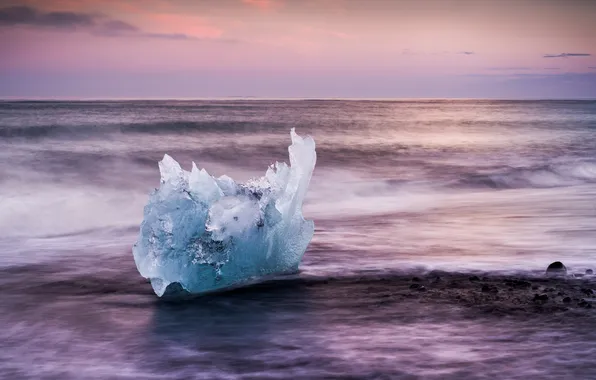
[133,129,316,297]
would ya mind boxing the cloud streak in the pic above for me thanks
[487,67,532,71]
[400,50,475,56]
[0,5,218,41]
[242,0,278,9]
[0,5,95,29]
[543,53,591,58]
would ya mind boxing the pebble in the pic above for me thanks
[505,280,532,289]
[578,300,592,309]
[482,284,498,293]
[533,294,549,302]
[546,261,567,274]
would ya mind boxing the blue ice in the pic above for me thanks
[133,129,316,297]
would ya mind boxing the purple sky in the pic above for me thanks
[1,0,595,98]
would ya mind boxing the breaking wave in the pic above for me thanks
[0,121,287,139]
[456,160,596,189]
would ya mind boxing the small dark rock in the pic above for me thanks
[481,284,498,293]
[557,292,565,297]
[532,285,540,290]
[578,300,592,308]
[546,261,567,274]
[563,297,571,303]
[469,276,480,282]
[586,269,594,275]
[574,273,585,278]
[533,294,549,302]
[544,288,556,292]
[581,288,594,296]
[409,283,421,289]
[417,286,427,292]
[412,277,421,282]
[161,282,191,298]
[505,280,532,289]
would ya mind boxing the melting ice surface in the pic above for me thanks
[133,129,316,297]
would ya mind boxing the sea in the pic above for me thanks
[1,99,595,379]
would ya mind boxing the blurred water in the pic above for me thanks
[1,100,595,379]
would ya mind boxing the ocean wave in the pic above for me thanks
[0,121,287,139]
[456,160,596,189]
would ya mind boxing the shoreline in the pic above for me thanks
[2,259,596,318]
[149,267,596,318]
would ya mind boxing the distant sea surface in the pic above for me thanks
[1,100,596,379]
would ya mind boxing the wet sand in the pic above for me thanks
[297,269,596,317]
[4,259,596,317]
[3,260,596,379]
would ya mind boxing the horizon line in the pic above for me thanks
[1,96,596,101]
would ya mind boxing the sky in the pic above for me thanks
[0,0,595,98]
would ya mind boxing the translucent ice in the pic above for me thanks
[133,129,316,297]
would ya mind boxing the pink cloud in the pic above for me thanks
[299,26,354,41]
[329,31,350,39]
[20,0,142,13]
[142,13,224,39]
[242,0,279,10]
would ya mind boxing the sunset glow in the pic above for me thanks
[1,0,595,98]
